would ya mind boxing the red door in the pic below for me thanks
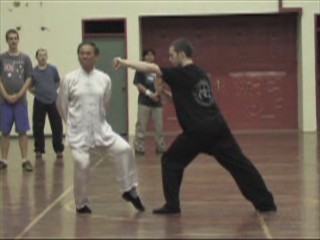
[141,14,298,132]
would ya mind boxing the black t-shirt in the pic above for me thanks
[161,64,224,134]
[133,71,162,107]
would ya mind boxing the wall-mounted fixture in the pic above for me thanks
[40,26,50,31]
[13,1,21,8]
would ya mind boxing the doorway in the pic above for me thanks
[82,19,128,136]
[316,15,320,131]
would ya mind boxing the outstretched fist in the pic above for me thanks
[113,57,124,70]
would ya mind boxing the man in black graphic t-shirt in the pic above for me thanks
[114,38,277,215]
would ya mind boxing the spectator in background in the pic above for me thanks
[29,48,64,161]
[0,29,33,172]
[133,49,166,155]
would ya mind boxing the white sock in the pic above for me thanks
[22,158,27,163]
[1,159,8,164]
[129,187,138,198]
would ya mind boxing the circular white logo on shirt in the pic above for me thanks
[146,73,156,83]
[192,79,214,107]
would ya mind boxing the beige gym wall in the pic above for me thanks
[0,0,318,135]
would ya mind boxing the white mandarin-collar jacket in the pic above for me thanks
[57,68,116,150]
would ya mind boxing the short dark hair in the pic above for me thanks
[142,48,155,58]
[6,29,19,40]
[77,42,100,55]
[170,38,193,58]
[35,48,47,58]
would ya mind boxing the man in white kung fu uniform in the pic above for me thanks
[57,42,145,214]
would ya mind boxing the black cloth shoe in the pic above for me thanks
[76,205,92,214]
[153,204,181,214]
[122,192,145,211]
[0,161,7,171]
[256,205,277,213]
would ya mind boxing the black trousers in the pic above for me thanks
[33,98,64,154]
[161,117,276,212]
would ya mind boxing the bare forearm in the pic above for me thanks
[28,85,35,95]
[127,60,159,73]
[114,58,162,75]
[163,89,172,99]
[18,77,32,98]
[155,77,172,101]
[136,83,148,94]
[0,79,8,98]
[155,77,169,96]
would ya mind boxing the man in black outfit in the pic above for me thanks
[114,38,277,215]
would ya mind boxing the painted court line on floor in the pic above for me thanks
[14,156,106,239]
[257,212,274,239]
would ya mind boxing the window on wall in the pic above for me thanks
[83,19,125,36]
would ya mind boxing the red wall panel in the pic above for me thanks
[141,14,298,132]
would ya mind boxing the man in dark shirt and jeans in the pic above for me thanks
[114,38,277,215]
[29,48,64,161]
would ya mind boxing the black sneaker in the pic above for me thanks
[153,204,181,214]
[0,161,7,171]
[256,205,277,214]
[122,192,145,211]
[76,205,92,214]
[22,161,33,172]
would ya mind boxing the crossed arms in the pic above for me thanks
[113,57,172,101]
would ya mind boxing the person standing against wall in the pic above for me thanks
[29,48,64,161]
[133,49,166,155]
[0,29,33,172]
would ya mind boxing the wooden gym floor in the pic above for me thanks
[0,132,319,239]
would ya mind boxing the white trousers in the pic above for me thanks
[71,134,138,209]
